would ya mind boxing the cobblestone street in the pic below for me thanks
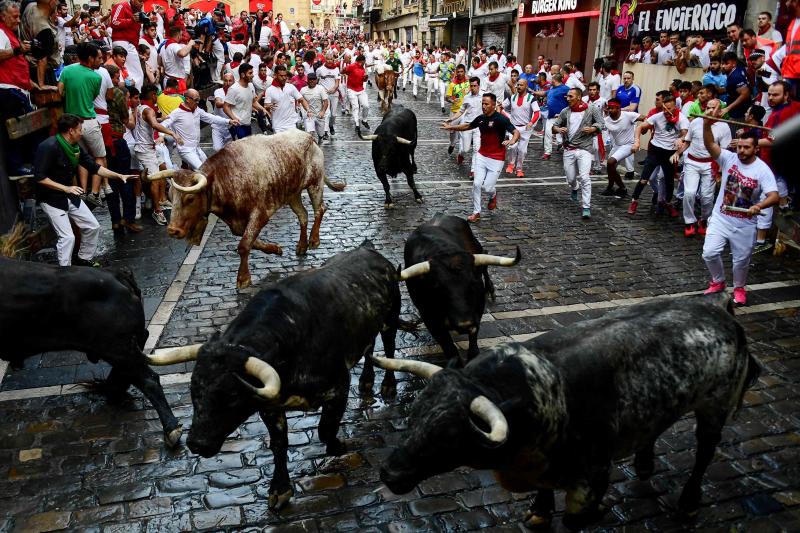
[2,84,800,532]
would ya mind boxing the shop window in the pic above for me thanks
[532,22,564,38]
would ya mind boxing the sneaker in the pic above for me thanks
[467,212,481,223]
[83,192,103,208]
[103,184,113,195]
[441,106,446,114]
[515,169,524,177]
[627,200,638,215]
[697,219,707,235]
[135,200,142,220]
[753,241,774,255]
[159,199,173,210]
[456,154,464,165]
[624,172,635,180]
[329,124,335,135]
[323,133,330,141]
[488,194,497,210]
[582,208,591,219]
[614,187,628,199]
[152,210,167,225]
[532,130,544,137]
[541,153,551,160]
[120,219,143,233]
[600,186,615,196]
[570,189,578,201]
[361,120,370,129]
[703,280,726,295]
[448,145,455,155]
[73,257,101,267]
[684,224,697,237]
[665,203,679,218]
[733,287,747,306]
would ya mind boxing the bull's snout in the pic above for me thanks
[186,434,217,458]
[379,467,417,495]
[167,225,186,239]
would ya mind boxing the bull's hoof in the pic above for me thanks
[164,425,183,448]
[268,488,294,511]
[358,377,374,395]
[522,510,551,530]
[236,277,252,289]
[677,487,701,516]
[415,197,424,204]
[309,238,320,249]
[380,376,397,398]
[296,244,308,256]
[326,439,347,456]
[385,202,394,209]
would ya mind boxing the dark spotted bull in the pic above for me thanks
[372,296,758,530]
[375,63,398,114]
[0,258,182,447]
[400,215,521,365]
[358,105,423,208]
[147,130,345,288]
[148,242,403,510]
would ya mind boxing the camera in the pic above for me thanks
[137,11,149,23]
[30,38,40,48]
[178,7,190,14]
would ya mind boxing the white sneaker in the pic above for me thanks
[135,198,142,220]
[103,184,113,195]
[152,210,167,225]
[159,199,173,209]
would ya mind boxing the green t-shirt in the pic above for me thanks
[386,56,402,72]
[59,64,101,119]
[684,99,727,120]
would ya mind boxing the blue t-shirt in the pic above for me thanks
[520,72,537,91]
[413,61,424,77]
[725,67,749,118]
[703,71,728,102]
[616,84,641,109]
[547,84,570,117]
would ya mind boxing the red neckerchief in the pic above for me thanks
[488,72,499,82]
[230,61,241,70]
[324,60,336,69]
[587,94,600,102]
[610,69,620,75]
[570,101,588,112]
[142,34,156,46]
[516,92,526,106]
[162,38,176,49]
[163,87,180,95]
[143,101,157,112]
[452,74,465,84]
[683,96,695,104]
[663,109,680,124]
[259,72,267,81]
[272,79,284,88]
[700,100,708,111]
[179,103,192,112]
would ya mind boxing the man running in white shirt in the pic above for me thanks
[670,98,731,237]
[209,73,235,150]
[316,54,340,137]
[700,120,778,305]
[161,88,238,169]
[482,62,506,104]
[503,78,541,177]
[601,98,642,198]
[444,76,483,173]
[223,63,267,139]
[265,64,309,134]
[425,56,439,103]
[301,73,330,144]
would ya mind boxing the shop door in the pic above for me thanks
[406,27,413,44]
[449,19,469,49]
[480,22,509,50]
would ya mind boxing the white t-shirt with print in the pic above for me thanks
[712,150,777,228]
[646,111,689,150]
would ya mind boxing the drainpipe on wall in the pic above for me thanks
[595,0,612,60]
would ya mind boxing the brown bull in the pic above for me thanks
[376,65,398,114]
[148,130,345,288]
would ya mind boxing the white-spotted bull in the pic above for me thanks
[401,215,521,365]
[358,105,422,208]
[372,296,759,530]
[0,258,182,447]
[375,63,398,114]
[148,241,406,510]
[147,130,345,288]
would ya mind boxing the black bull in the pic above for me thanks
[148,241,405,510]
[358,105,423,208]
[0,258,182,447]
[372,295,759,530]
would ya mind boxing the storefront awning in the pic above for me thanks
[428,17,449,26]
[519,9,599,22]
[472,12,514,25]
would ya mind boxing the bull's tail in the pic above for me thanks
[734,321,761,415]
[398,316,421,337]
[324,176,347,191]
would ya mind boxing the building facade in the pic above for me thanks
[372,0,419,43]
[472,0,517,52]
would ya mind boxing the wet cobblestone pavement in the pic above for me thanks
[2,84,800,532]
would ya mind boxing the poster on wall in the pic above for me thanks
[609,0,745,42]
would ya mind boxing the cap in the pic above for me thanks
[748,49,766,60]
[307,72,317,80]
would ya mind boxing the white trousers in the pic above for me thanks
[473,153,503,214]
[460,129,481,171]
[509,126,533,170]
[412,74,423,96]
[327,93,338,128]
[439,80,448,107]
[41,201,100,266]
[178,146,208,170]
[211,127,232,151]
[563,148,593,209]
[702,219,756,288]
[425,77,437,102]
[543,118,562,154]
[112,40,143,90]
[347,88,369,125]
[682,159,716,224]
[305,115,327,138]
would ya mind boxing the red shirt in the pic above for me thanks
[0,23,30,90]
[762,101,800,167]
[344,63,366,92]
[109,1,141,44]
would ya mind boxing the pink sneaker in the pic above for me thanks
[704,280,726,295]
[733,287,747,305]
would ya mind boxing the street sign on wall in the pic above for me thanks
[609,0,745,41]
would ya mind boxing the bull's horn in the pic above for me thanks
[146,344,202,365]
[395,136,413,145]
[473,246,522,267]
[370,355,442,379]
[171,173,208,193]
[470,395,509,445]
[399,261,430,280]
[359,133,379,141]
[243,356,281,399]
[147,169,176,181]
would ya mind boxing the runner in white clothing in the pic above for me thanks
[209,73,235,151]
[160,89,238,169]
[502,78,541,176]
[700,114,779,306]
[444,76,483,173]
[265,65,309,134]
[316,55,341,136]
[602,98,643,198]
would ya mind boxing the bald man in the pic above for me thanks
[161,88,239,169]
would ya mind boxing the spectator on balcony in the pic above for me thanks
[0,0,36,175]
[757,11,782,45]
[20,0,59,90]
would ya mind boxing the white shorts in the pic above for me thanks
[134,145,159,174]
[79,118,107,158]
[609,144,634,165]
